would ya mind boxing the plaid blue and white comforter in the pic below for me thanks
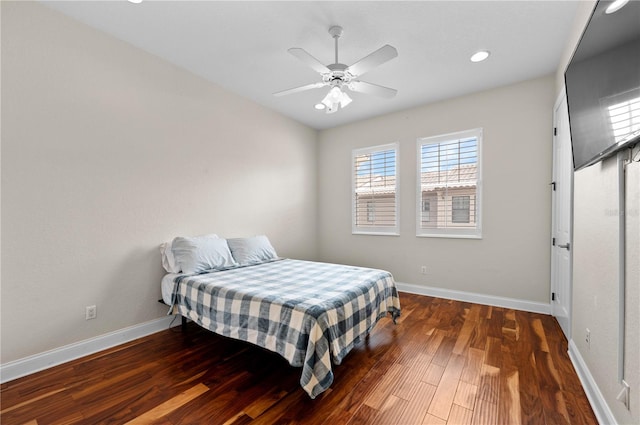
[169,259,401,398]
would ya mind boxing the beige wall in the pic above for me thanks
[318,76,555,303]
[1,2,318,363]
[556,1,640,423]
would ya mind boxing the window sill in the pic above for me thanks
[416,233,482,240]
[352,231,400,237]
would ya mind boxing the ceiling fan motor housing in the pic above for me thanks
[328,26,344,39]
[324,63,353,87]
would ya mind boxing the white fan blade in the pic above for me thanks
[347,45,398,77]
[273,82,326,97]
[348,81,397,98]
[288,48,331,74]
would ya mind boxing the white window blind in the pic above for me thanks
[352,143,399,235]
[416,129,482,238]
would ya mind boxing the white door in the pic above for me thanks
[551,92,573,339]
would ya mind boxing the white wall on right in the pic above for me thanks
[572,157,640,424]
[557,1,640,423]
[625,157,640,422]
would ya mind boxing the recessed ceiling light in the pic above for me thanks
[128,0,143,4]
[314,103,326,110]
[470,50,490,63]
[605,0,629,14]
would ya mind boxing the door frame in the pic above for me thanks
[551,89,574,340]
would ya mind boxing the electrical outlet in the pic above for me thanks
[85,305,97,320]
[421,266,427,274]
[585,328,591,349]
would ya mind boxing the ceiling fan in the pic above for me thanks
[274,26,398,113]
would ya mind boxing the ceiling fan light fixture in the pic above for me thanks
[470,50,490,63]
[339,91,353,108]
[326,103,339,114]
[321,87,352,113]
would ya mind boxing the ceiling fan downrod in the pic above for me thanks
[329,26,343,65]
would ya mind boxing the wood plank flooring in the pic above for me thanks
[0,293,598,424]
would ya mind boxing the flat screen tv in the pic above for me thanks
[565,0,640,171]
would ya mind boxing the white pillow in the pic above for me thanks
[227,235,278,266]
[160,234,218,273]
[160,241,180,273]
[171,234,237,274]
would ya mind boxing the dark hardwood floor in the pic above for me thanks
[0,293,598,424]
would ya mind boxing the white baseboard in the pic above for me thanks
[568,339,617,425]
[396,281,551,314]
[0,315,180,384]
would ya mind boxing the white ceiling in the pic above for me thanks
[42,1,581,130]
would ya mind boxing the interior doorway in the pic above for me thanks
[551,91,573,340]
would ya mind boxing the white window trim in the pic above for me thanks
[415,128,482,239]
[352,142,400,236]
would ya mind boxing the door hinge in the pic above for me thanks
[552,237,556,246]
[552,292,556,301]
[554,127,557,136]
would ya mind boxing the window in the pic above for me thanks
[416,129,482,238]
[352,143,399,235]
[367,201,375,222]
[452,196,470,223]
[422,199,431,222]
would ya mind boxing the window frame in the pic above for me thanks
[415,128,482,239]
[352,142,400,236]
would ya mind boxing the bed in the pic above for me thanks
[160,237,400,399]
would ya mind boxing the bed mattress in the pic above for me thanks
[165,258,401,398]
